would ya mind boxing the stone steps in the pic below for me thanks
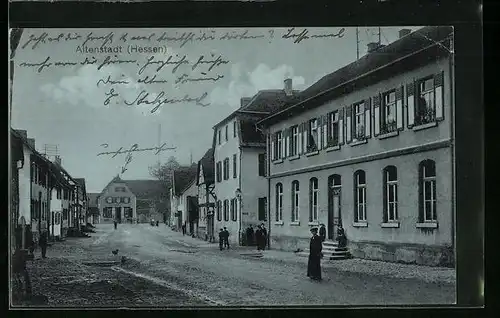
[297,240,351,260]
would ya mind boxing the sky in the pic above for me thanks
[11,26,421,193]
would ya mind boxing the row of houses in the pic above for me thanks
[10,129,95,252]
[169,26,455,267]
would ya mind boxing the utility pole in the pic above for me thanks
[378,27,381,45]
[356,27,360,60]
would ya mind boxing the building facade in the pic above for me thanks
[196,148,216,241]
[171,164,198,231]
[258,26,455,267]
[98,176,137,223]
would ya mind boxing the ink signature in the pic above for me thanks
[282,27,346,44]
[123,90,210,113]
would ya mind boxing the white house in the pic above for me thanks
[196,148,216,241]
[212,83,299,245]
[49,187,62,239]
[171,164,198,231]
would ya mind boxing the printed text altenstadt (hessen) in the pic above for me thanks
[75,45,169,55]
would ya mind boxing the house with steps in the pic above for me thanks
[296,240,351,261]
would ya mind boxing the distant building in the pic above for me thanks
[74,178,88,229]
[170,164,198,232]
[258,26,455,266]
[86,193,100,224]
[212,82,300,246]
[196,148,216,241]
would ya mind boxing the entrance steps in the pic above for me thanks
[296,240,351,260]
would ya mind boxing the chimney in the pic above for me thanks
[240,97,251,108]
[399,29,412,39]
[15,129,27,139]
[27,138,35,149]
[367,42,380,53]
[284,78,293,96]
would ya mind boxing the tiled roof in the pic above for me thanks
[87,193,100,207]
[198,148,215,184]
[122,179,166,200]
[240,90,301,113]
[259,26,453,126]
[173,164,198,196]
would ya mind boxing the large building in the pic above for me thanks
[212,84,299,246]
[257,26,455,267]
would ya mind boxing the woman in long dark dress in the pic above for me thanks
[255,226,263,251]
[307,228,323,281]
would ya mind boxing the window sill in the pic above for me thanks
[272,159,284,164]
[290,221,300,226]
[412,121,438,131]
[305,151,319,157]
[288,155,300,161]
[353,221,368,227]
[349,139,368,147]
[308,221,319,226]
[326,145,341,152]
[416,222,438,229]
[381,222,400,228]
[378,131,399,139]
[274,221,284,226]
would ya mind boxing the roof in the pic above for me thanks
[87,193,100,208]
[173,164,198,196]
[258,26,453,126]
[122,179,165,200]
[198,148,215,185]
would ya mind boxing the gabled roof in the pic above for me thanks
[173,164,198,196]
[258,26,453,126]
[87,193,100,208]
[122,179,165,200]
[198,148,215,185]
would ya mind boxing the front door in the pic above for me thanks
[116,207,122,223]
[328,187,341,240]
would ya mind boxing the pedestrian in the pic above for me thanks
[114,220,117,230]
[260,223,267,250]
[337,224,347,248]
[307,227,323,281]
[223,227,230,249]
[246,225,254,246]
[156,220,159,227]
[319,224,326,242]
[182,222,187,236]
[39,232,48,259]
[218,229,224,251]
[255,225,263,251]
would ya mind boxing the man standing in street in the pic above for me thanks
[260,223,267,250]
[307,227,323,281]
[114,219,117,230]
[182,222,187,236]
[255,225,262,251]
[223,227,230,249]
[218,228,224,251]
[38,232,48,259]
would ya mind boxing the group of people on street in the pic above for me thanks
[244,223,268,250]
[218,227,230,250]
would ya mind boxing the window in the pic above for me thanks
[291,181,300,222]
[273,131,283,160]
[327,111,340,147]
[307,119,318,152]
[103,207,112,218]
[223,158,229,180]
[354,102,366,140]
[216,161,222,182]
[258,197,267,221]
[223,199,229,221]
[258,153,266,176]
[57,188,61,200]
[225,125,228,142]
[383,166,398,222]
[275,183,283,222]
[232,154,237,179]
[381,91,397,134]
[354,170,367,222]
[218,129,221,145]
[233,121,237,138]
[231,198,237,221]
[290,125,299,156]
[63,208,68,220]
[309,178,319,222]
[216,200,222,221]
[416,78,436,125]
[115,187,126,192]
[30,163,34,182]
[419,160,437,222]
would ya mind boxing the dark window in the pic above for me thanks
[233,121,237,138]
[327,112,339,147]
[223,158,229,180]
[290,125,299,156]
[223,199,229,221]
[231,198,237,221]
[381,90,397,134]
[258,197,267,221]
[233,154,237,179]
[354,170,367,222]
[309,178,319,222]
[216,161,222,182]
[291,181,300,222]
[218,130,221,145]
[416,78,436,125]
[353,102,366,140]
[419,160,437,222]
[30,163,34,182]
[258,153,266,177]
[273,131,283,160]
[275,183,283,222]
[216,200,222,221]
[57,188,61,200]
[307,119,318,152]
[225,125,228,142]
[383,166,398,222]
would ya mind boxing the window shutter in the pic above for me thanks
[418,163,424,222]
[303,122,308,153]
[364,99,371,138]
[285,128,290,158]
[345,106,352,143]
[271,134,275,161]
[339,109,344,145]
[281,131,286,159]
[317,117,323,151]
[298,124,303,155]
[407,81,415,128]
[322,115,328,148]
[382,169,388,222]
[434,71,444,121]
[373,95,381,136]
[396,86,404,131]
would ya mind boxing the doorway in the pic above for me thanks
[116,207,122,223]
[328,175,342,241]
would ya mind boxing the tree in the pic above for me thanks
[149,156,181,223]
